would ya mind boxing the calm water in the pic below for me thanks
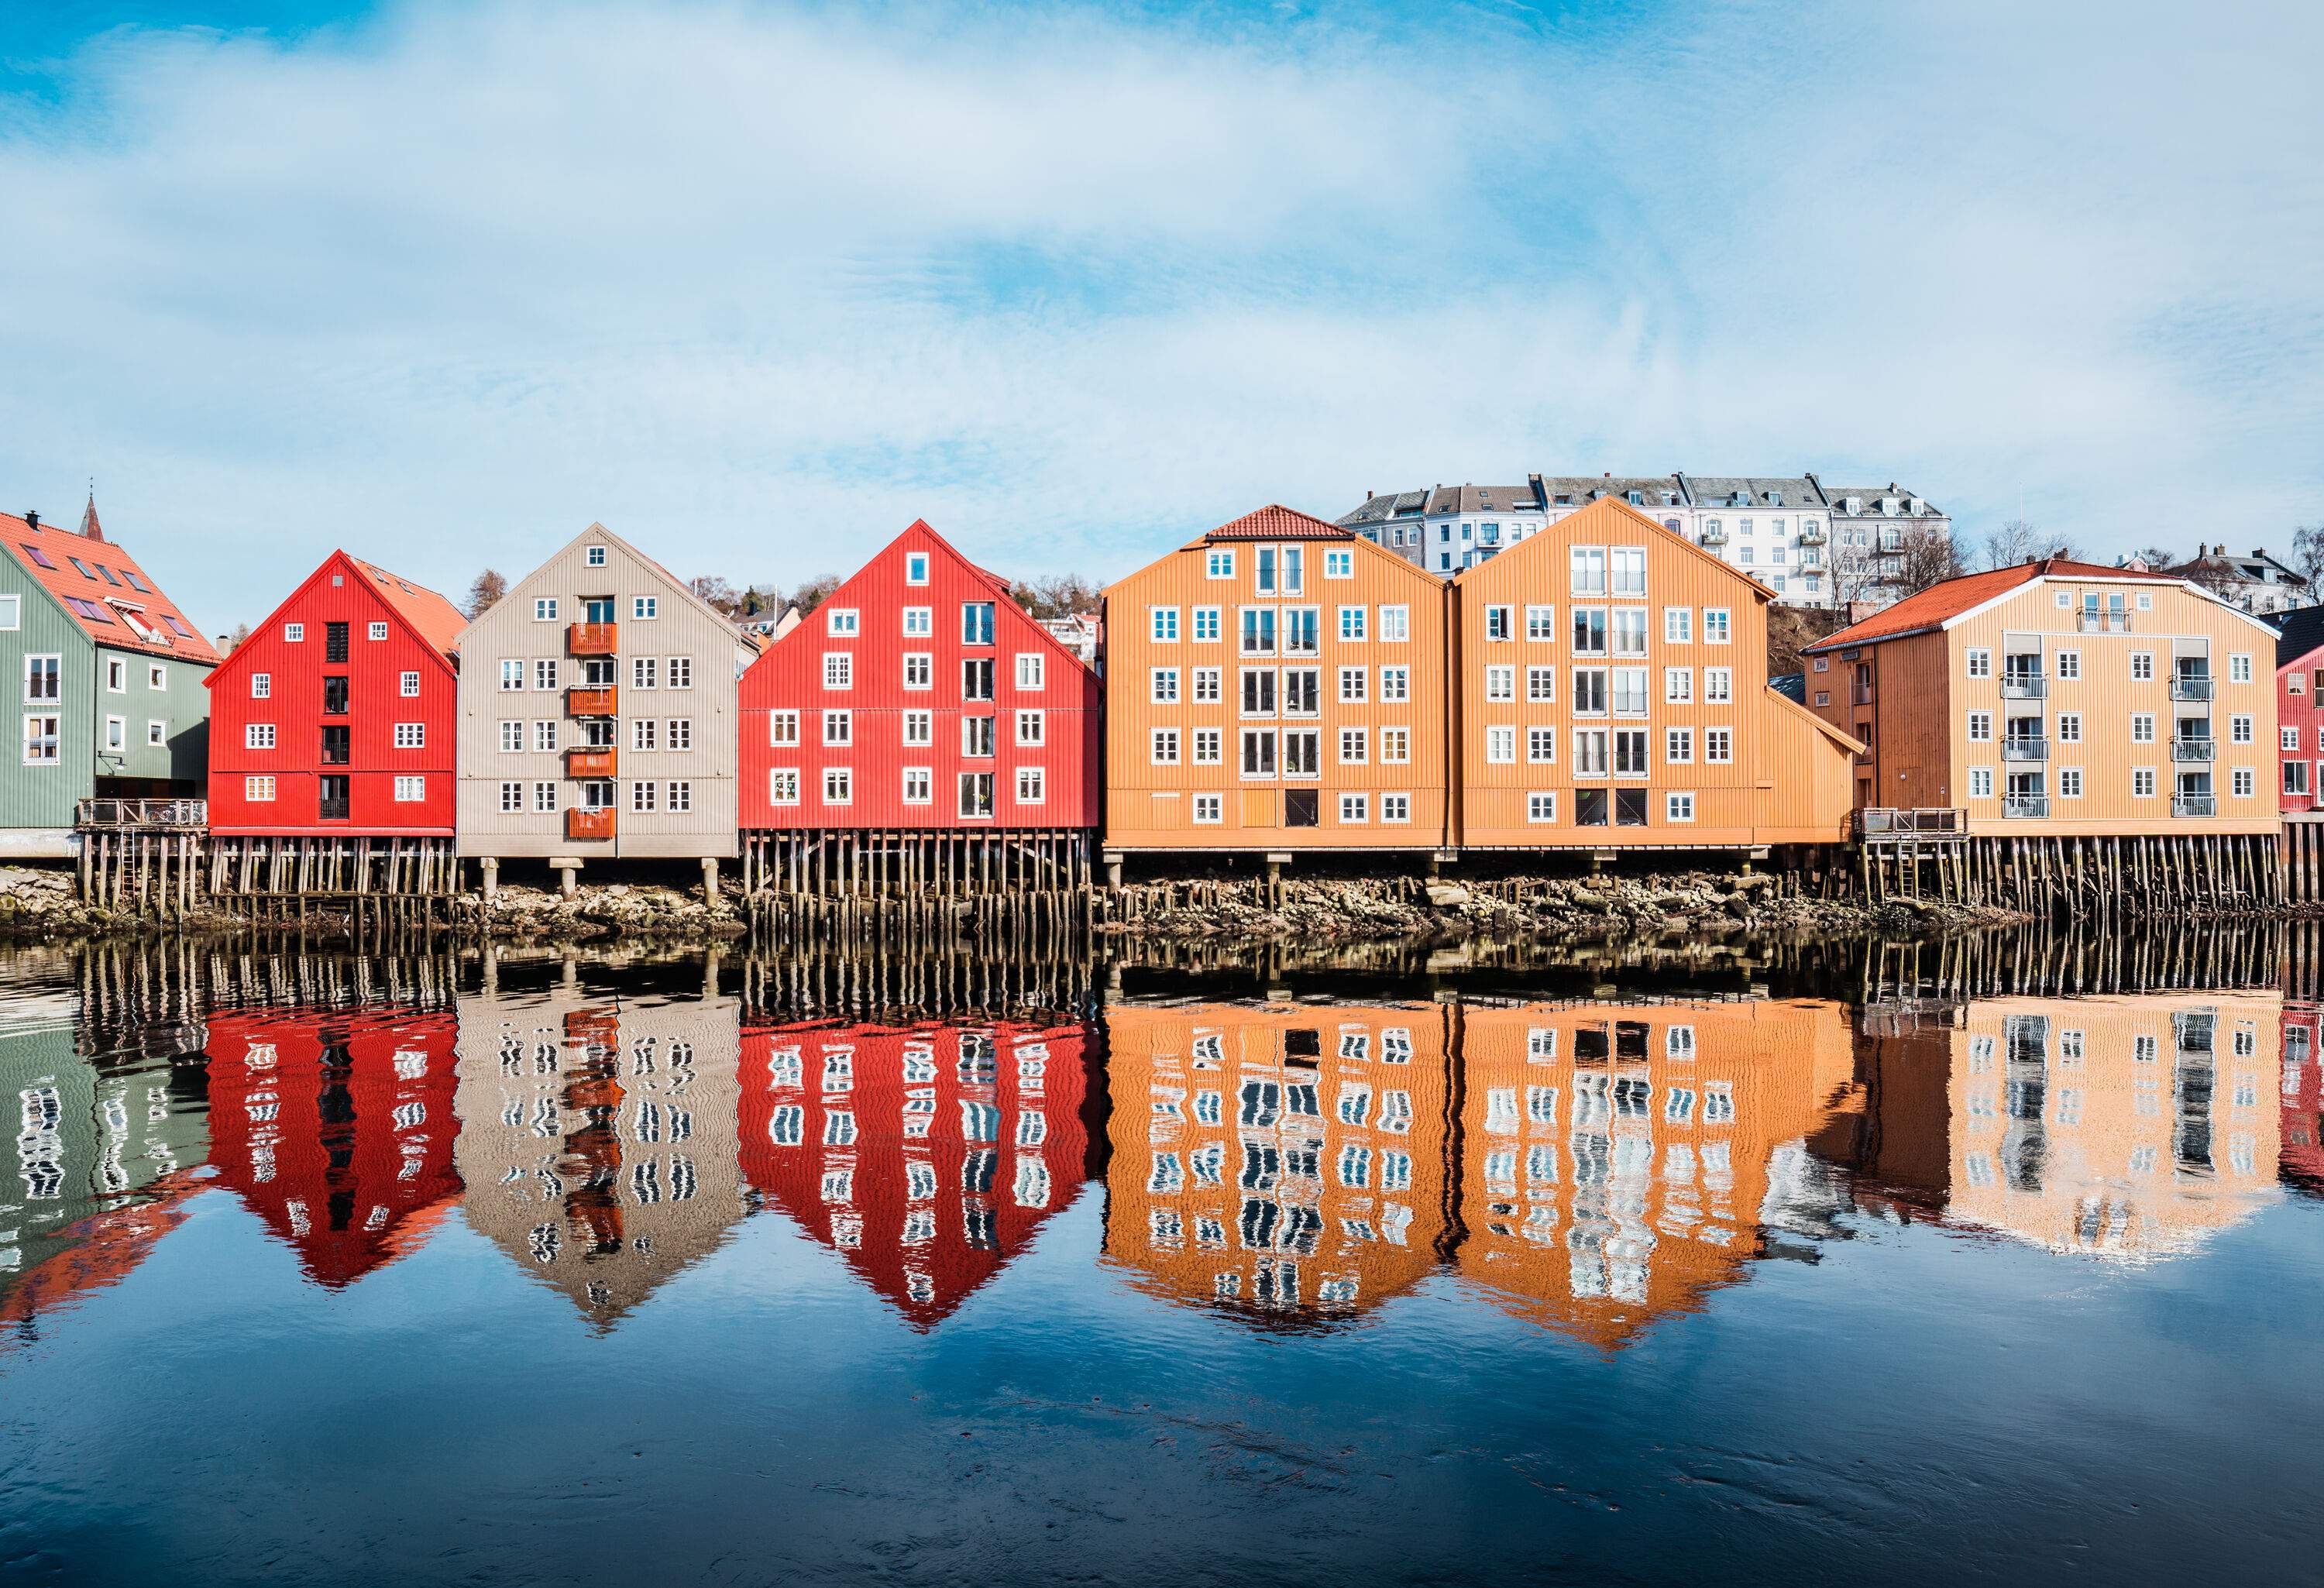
[2,932,2319,1586]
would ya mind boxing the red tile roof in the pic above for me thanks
[1807,557,2146,651]
[1205,504,1353,541]
[0,509,220,663]
[345,555,466,659]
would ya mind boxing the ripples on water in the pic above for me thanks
[2,929,2320,1586]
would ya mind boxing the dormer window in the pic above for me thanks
[1730,491,1748,507]
[1626,490,1642,505]
[1767,491,1783,507]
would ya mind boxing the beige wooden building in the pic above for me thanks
[1453,496,1861,849]
[1100,504,1452,854]
[1804,557,2279,835]
[456,523,754,890]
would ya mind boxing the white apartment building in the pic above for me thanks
[1338,472,1951,610]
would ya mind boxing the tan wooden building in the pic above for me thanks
[1100,505,1452,855]
[456,523,755,890]
[1452,496,1860,849]
[1803,558,2280,836]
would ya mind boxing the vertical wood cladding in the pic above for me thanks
[1102,507,1452,851]
[1452,496,1858,848]
[737,521,1101,833]
[205,552,465,837]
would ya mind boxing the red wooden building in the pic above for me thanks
[737,521,1101,892]
[205,551,466,861]
[202,1005,463,1287]
[738,1016,1100,1330]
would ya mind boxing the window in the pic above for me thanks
[1571,607,1607,655]
[1151,668,1180,704]
[20,714,58,765]
[1192,606,1221,642]
[2232,714,2254,744]
[1968,711,1992,743]
[2287,760,2312,796]
[824,607,860,637]
[959,772,995,818]
[1380,793,1410,823]
[1664,607,1692,644]
[1485,605,1512,642]
[1150,607,1180,642]
[1487,726,1515,763]
[1337,666,1367,703]
[1706,728,1733,763]
[962,601,995,644]
[246,723,277,749]
[394,722,425,748]
[102,658,125,693]
[768,710,800,747]
[1665,667,1693,703]
[1015,652,1045,689]
[1380,665,1409,703]
[769,768,801,805]
[102,715,125,752]
[823,652,852,689]
[667,781,693,813]
[533,597,559,621]
[533,658,559,691]
[1485,665,1514,702]
[535,782,559,813]
[631,656,656,690]
[634,596,658,620]
[1570,546,1607,594]
[21,655,59,704]
[899,606,933,639]
[1016,710,1044,746]
[2131,713,2155,744]
[1016,767,1045,804]
[823,709,852,746]
[1193,727,1222,763]
[901,709,932,746]
[586,545,607,567]
[899,767,931,805]
[2131,651,2154,681]
[1205,548,1235,579]
[1666,727,1693,763]
[1380,726,1411,763]
[2231,653,2254,683]
[1704,667,1732,704]
[2059,767,2083,798]
[2058,712,2082,744]
[1968,767,1993,799]
[1379,605,1409,643]
[1525,665,1556,703]
[1666,792,1695,823]
[498,720,522,752]
[1240,728,1276,776]
[1193,792,1222,823]
[1527,727,1556,763]
[284,622,304,642]
[1703,608,1731,643]
[824,768,853,804]
[245,775,275,802]
[1338,792,1367,823]
[2233,766,2256,798]
[961,714,995,757]
[669,656,691,689]
[2133,767,2157,798]
[2056,649,2080,681]
[498,781,524,813]
[1524,604,1556,641]
[400,671,420,697]
[249,672,271,700]
[905,552,930,584]
[1528,792,1556,823]
[632,718,658,751]
[1152,728,1180,765]
[0,593,14,630]
[1572,667,1607,715]
[1339,727,1368,764]
[535,720,560,752]
[903,653,931,689]
[1339,605,1367,641]
[146,719,165,746]
[390,775,425,803]
[499,659,524,691]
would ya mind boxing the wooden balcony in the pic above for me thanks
[567,621,617,656]
[566,746,618,778]
[75,797,207,830]
[566,806,615,841]
[567,685,617,717]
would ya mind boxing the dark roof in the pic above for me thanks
[1676,474,1824,511]
[2276,605,2324,668]
[1533,476,1686,510]
[1770,672,1807,704]
[1823,484,1944,518]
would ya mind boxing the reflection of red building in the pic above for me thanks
[204,1008,462,1287]
[739,1017,1100,1329]
[0,1168,206,1341]
[2284,1005,2323,1194]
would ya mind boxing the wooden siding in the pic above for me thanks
[1811,574,2278,835]
[0,557,98,832]
[206,552,460,837]
[1102,520,1451,851]
[455,524,749,860]
[2278,648,2324,813]
[1454,497,1857,848]
[737,521,1100,832]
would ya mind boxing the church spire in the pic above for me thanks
[79,484,103,542]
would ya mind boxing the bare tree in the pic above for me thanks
[2289,524,2324,589]
[785,573,844,615]
[1005,572,1104,620]
[2136,545,2176,572]
[687,575,742,615]
[1822,537,1892,612]
[223,621,253,654]
[465,568,508,618]
[1889,523,1965,598]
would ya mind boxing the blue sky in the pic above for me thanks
[2,0,2320,631]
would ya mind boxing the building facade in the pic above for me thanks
[205,551,466,838]
[2159,545,2310,617]
[0,503,216,854]
[737,521,1100,838]
[2274,607,2324,813]
[1452,497,1861,849]
[1803,558,2280,834]
[455,524,752,876]
[1102,505,1452,854]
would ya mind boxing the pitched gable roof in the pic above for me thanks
[1450,493,1776,600]
[347,556,466,659]
[0,509,219,663]
[1202,504,1352,542]
[1806,558,2164,652]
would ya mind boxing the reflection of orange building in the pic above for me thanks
[739,1018,1100,1329]
[1453,999,1858,1349]
[1934,993,2281,1258]
[204,1008,462,1287]
[2282,1005,2322,1194]
[1102,1002,1454,1326]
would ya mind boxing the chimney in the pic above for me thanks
[22,510,36,531]
[216,634,231,653]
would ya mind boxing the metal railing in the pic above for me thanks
[1796,528,1827,545]
[2002,737,2049,761]
[2003,795,2051,819]
[1999,673,2047,699]
[2078,612,2130,633]
[74,797,207,830]
[2174,794,2216,817]
[2171,675,2214,702]
[2171,737,2216,761]
[1700,530,1728,547]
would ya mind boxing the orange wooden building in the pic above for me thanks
[1453,496,1861,848]
[1101,506,1452,854]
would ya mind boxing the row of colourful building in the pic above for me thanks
[2,493,2315,881]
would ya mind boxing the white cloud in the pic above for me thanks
[1,0,2319,629]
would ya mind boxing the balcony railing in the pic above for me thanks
[1851,682,1874,705]
[2003,795,2051,819]
[567,621,617,656]
[1999,673,2047,699]
[1700,529,1728,547]
[2077,612,2130,633]
[2171,737,2216,761]
[1857,807,1967,837]
[567,746,618,778]
[318,799,350,822]
[2170,675,2215,702]
[2174,794,2216,817]
[2002,737,2049,761]
[566,807,616,841]
[567,685,618,717]
[1796,528,1827,546]
[74,797,207,830]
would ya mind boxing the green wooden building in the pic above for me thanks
[0,500,219,857]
